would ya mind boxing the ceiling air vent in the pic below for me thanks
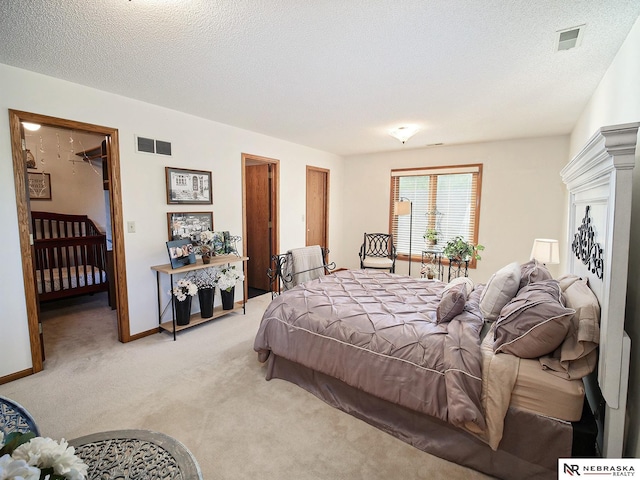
[135,136,172,156]
[556,25,585,51]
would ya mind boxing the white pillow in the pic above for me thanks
[443,276,474,297]
[479,262,521,321]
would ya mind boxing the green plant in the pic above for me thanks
[442,236,484,261]
[423,228,439,244]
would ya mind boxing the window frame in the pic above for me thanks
[388,163,483,269]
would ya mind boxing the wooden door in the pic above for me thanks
[306,166,329,248]
[246,163,272,291]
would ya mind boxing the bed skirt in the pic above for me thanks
[266,353,573,480]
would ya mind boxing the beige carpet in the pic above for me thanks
[0,292,493,479]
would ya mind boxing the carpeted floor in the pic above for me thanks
[0,292,492,479]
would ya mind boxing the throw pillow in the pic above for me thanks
[493,280,575,358]
[437,284,467,324]
[479,262,521,321]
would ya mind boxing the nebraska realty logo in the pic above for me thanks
[559,459,639,477]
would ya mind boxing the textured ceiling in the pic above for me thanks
[2,1,640,156]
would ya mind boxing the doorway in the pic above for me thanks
[242,153,279,298]
[9,110,131,376]
[306,166,330,251]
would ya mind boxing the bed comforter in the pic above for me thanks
[254,269,487,433]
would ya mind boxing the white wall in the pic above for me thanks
[343,136,569,285]
[569,16,640,458]
[0,63,345,378]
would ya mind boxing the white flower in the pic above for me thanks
[12,437,87,479]
[216,267,244,292]
[171,279,198,301]
[0,454,40,480]
[199,230,215,244]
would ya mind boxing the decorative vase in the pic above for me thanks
[220,287,235,310]
[202,254,211,264]
[174,296,192,326]
[198,286,214,318]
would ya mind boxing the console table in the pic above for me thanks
[151,254,248,340]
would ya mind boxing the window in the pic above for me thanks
[390,164,482,266]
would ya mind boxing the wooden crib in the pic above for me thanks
[31,211,109,302]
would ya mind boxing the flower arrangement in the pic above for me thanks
[188,268,219,290]
[0,431,88,480]
[191,230,215,257]
[216,266,244,292]
[171,278,198,301]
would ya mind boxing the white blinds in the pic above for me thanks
[391,165,481,258]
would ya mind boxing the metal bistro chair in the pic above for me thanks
[359,233,397,273]
[0,395,40,436]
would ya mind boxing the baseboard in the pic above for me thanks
[127,327,160,342]
[0,367,34,385]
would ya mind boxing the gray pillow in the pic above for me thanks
[519,259,552,290]
[493,280,575,358]
[437,284,467,324]
[479,262,521,321]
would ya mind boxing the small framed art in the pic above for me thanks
[28,172,52,200]
[167,211,214,241]
[166,239,196,269]
[166,167,212,205]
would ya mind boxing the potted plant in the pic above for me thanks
[216,266,245,310]
[423,228,439,246]
[421,264,438,280]
[188,268,219,318]
[192,230,216,263]
[442,236,484,262]
[170,278,198,325]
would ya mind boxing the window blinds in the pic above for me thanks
[391,165,481,258]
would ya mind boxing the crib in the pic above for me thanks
[31,211,109,302]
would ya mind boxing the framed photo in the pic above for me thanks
[166,239,196,269]
[167,211,214,241]
[166,167,212,205]
[28,172,52,200]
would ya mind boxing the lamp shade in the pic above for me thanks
[394,200,411,216]
[530,238,559,265]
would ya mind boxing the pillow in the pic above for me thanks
[443,276,474,297]
[539,276,600,379]
[437,284,467,324]
[518,259,552,290]
[479,262,521,321]
[493,280,575,358]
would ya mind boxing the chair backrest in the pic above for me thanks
[362,233,394,258]
[0,396,40,436]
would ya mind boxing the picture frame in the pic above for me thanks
[167,211,214,241]
[28,172,52,200]
[165,167,212,205]
[166,239,196,269]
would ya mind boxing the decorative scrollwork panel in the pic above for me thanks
[571,206,604,279]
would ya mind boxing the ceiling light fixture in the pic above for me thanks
[22,122,41,131]
[389,125,419,144]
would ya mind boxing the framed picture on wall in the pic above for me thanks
[167,211,214,241]
[166,167,212,205]
[28,172,52,200]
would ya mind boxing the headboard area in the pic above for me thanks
[560,122,639,457]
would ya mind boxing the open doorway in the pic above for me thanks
[242,153,279,298]
[9,110,131,376]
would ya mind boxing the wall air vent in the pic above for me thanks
[135,135,172,156]
[556,25,585,52]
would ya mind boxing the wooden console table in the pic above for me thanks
[151,254,248,340]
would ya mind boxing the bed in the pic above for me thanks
[31,211,109,302]
[253,122,638,479]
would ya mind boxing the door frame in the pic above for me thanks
[305,165,330,250]
[9,109,131,375]
[241,153,279,296]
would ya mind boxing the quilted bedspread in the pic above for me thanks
[254,269,487,432]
